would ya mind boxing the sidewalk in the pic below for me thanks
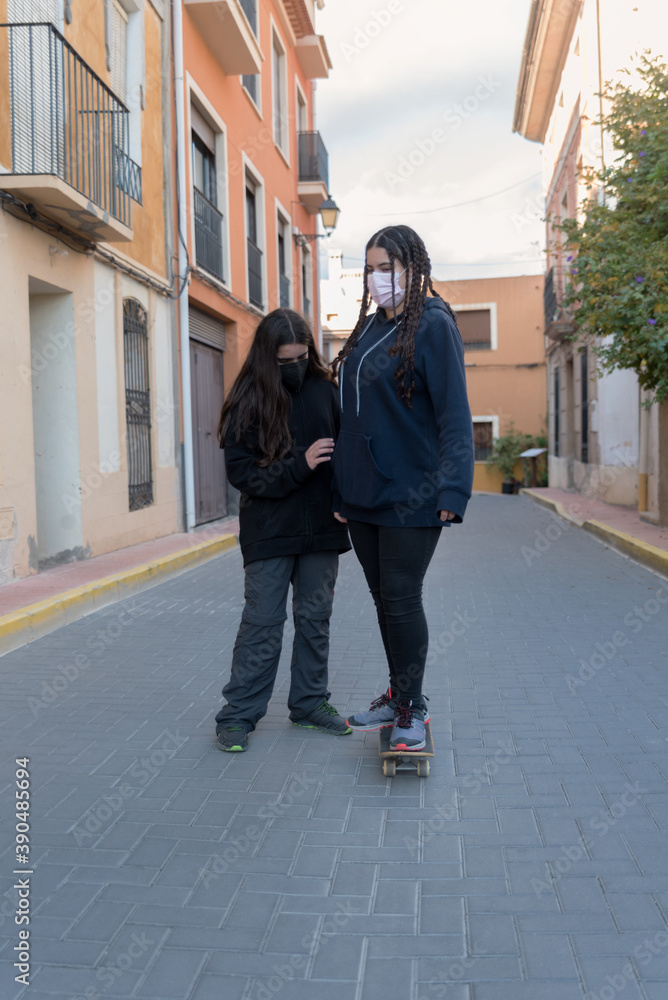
[521,486,668,579]
[0,518,239,656]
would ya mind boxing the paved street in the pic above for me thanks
[2,492,668,1000]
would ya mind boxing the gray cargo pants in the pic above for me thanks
[215,550,339,732]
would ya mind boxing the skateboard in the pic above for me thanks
[379,722,434,777]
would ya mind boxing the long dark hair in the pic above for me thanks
[217,308,333,465]
[332,225,457,406]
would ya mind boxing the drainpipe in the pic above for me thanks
[172,0,196,531]
[638,388,649,512]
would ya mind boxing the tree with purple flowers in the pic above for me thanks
[557,54,668,402]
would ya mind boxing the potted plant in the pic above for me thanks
[485,427,535,494]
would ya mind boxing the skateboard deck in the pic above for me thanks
[379,722,434,777]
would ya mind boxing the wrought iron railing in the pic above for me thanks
[239,0,257,34]
[279,273,290,308]
[123,299,153,511]
[194,187,224,282]
[2,22,142,227]
[544,266,559,330]
[247,238,263,308]
[298,131,329,189]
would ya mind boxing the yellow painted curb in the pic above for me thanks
[0,533,237,655]
[521,489,668,577]
[583,519,668,578]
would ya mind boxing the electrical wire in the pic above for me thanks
[361,172,543,217]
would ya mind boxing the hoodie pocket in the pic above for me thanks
[333,430,393,509]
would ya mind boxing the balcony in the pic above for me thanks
[0,22,141,242]
[247,237,263,309]
[544,266,575,342]
[296,35,332,79]
[194,187,224,282]
[184,0,263,76]
[297,131,328,214]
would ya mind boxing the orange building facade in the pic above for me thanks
[432,275,546,491]
[176,0,334,525]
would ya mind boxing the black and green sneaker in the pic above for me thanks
[216,726,250,752]
[292,700,352,735]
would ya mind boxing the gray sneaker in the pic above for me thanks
[389,698,430,751]
[347,688,397,731]
[292,700,352,735]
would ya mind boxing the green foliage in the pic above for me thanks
[557,54,668,402]
[485,426,537,480]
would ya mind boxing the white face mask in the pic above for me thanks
[367,268,406,309]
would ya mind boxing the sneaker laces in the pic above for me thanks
[370,690,393,711]
[318,700,338,716]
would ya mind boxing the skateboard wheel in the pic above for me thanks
[417,759,430,777]
[383,759,396,777]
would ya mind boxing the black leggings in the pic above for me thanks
[348,521,441,702]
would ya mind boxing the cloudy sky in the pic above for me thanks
[315,0,546,281]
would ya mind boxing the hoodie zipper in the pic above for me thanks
[340,314,399,416]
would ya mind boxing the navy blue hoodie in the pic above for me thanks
[331,297,474,527]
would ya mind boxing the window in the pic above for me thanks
[246,179,263,308]
[473,421,494,462]
[581,349,588,463]
[192,125,224,282]
[301,245,312,318]
[242,73,260,107]
[296,86,308,132]
[457,309,492,351]
[272,32,287,154]
[277,213,291,308]
[123,299,153,511]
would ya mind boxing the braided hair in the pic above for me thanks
[332,225,457,406]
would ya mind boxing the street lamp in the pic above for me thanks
[293,196,340,247]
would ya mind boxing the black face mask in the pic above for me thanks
[280,358,308,392]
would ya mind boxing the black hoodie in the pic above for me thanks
[223,375,351,565]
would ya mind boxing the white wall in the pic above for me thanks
[29,289,83,563]
[94,261,121,473]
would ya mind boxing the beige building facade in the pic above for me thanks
[0,0,180,584]
[514,0,668,522]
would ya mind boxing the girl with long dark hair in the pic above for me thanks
[214,308,351,751]
[331,225,474,751]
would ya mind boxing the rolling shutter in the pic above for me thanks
[189,307,225,351]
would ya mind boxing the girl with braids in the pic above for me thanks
[331,225,474,751]
[214,308,351,752]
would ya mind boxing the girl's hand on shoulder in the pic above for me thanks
[439,510,456,522]
[305,438,335,470]
[333,512,348,523]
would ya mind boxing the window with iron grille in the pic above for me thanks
[457,309,492,351]
[473,421,494,462]
[123,299,153,511]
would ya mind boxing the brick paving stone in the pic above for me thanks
[4,494,668,999]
